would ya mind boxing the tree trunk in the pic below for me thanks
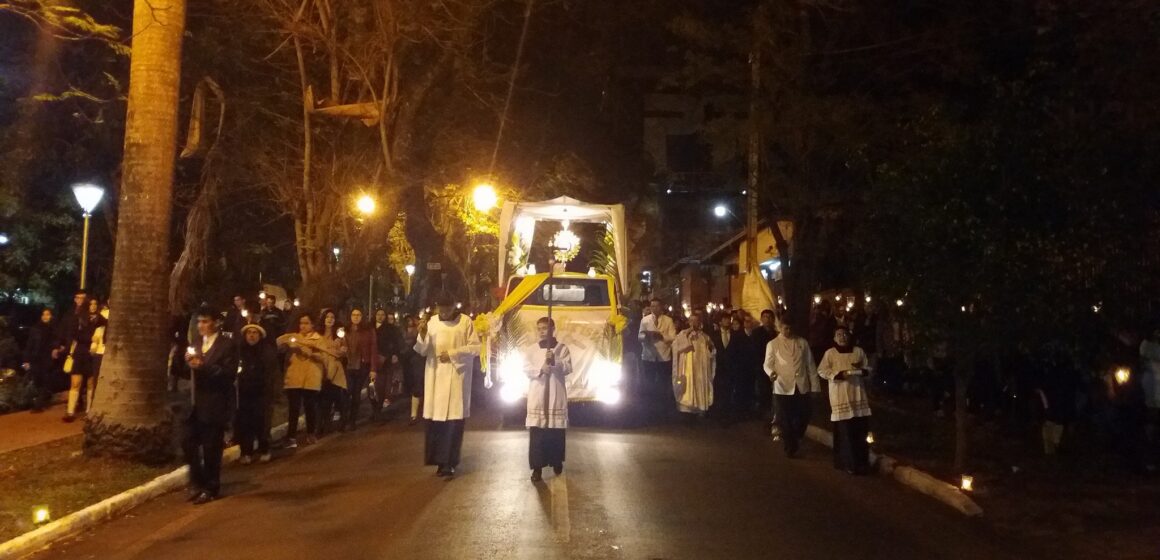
[84,0,186,464]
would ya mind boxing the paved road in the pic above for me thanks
[30,400,1042,560]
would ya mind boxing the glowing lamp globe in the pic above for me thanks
[472,183,498,212]
[72,184,105,215]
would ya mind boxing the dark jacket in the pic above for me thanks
[237,341,280,398]
[712,327,752,379]
[183,334,239,425]
[24,320,58,370]
[375,322,404,364]
[345,322,379,372]
[257,306,286,340]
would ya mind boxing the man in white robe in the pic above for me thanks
[672,313,715,415]
[526,317,572,482]
[764,318,821,457]
[414,296,480,478]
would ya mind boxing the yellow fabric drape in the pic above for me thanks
[478,274,551,372]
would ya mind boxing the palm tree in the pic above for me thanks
[84,0,186,464]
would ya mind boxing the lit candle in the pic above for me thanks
[866,432,875,445]
[813,295,822,304]
[186,346,196,356]
[960,475,974,492]
[337,328,345,339]
[241,309,249,318]
[32,506,50,525]
[1114,367,1131,385]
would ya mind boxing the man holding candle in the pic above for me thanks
[181,307,239,504]
[764,318,821,458]
[415,294,480,478]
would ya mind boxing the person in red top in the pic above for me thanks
[344,307,378,430]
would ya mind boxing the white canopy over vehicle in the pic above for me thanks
[496,196,630,293]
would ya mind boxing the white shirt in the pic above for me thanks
[638,313,676,362]
[763,334,820,395]
[201,332,219,354]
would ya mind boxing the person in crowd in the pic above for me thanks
[672,312,715,417]
[764,318,821,457]
[181,306,239,505]
[258,295,286,339]
[277,313,326,448]
[414,294,481,478]
[224,294,248,337]
[856,301,880,365]
[22,308,58,412]
[236,324,280,464]
[373,308,404,418]
[316,308,349,435]
[1141,324,1160,449]
[817,326,873,474]
[712,314,751,424]
[526,317,572,482]
[399,314,425,424]
[56,290,97,422]
[1035,343,1080,456]
[638,298,676,392]
[750,310,777,416]
[344,307,378,429]
[808,301,837,366]
[87,298,108,408]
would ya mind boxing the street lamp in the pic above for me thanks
[0,233,8,245]
[472,183,498,213]
[72,183,105,290]
[713,204,728,218]
[404,263,415,296]
[355,194,376,216]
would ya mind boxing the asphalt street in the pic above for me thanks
[29,396,1043,560]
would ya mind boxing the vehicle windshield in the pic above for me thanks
[509,277,611,307]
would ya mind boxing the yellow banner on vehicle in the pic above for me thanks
[476,274,551,372]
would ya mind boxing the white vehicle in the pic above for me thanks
[478,196,632,412]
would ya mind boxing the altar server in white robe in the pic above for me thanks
[414,294,480,478]
[526,317,572,482]
[672,312,715,415]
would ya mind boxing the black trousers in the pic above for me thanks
[286,388,318,439]
[775,392,811,455]
[529,427,566,469]
[346,368,368,427]
[425,419,465,468]
[29,365,54,409]
[833,416,871,473]
[318,381,348,434]
[182,413,226,496]
[755,372,773,417]
[236,391,269,456]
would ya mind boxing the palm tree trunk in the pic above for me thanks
[84,0,186,464]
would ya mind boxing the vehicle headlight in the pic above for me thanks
[595,386,622,405]
[591,359,623,388]
[498,353,528,404]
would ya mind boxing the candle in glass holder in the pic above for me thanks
[960,475,974,492]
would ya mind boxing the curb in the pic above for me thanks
[803,425,983,518]
[0,422,291,560]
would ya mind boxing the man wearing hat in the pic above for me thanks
[236,323,280,465]
[414,293,480,478]
[183,306,239,504]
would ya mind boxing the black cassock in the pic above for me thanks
[425,420,465,468]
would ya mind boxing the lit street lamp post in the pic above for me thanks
[404,263,415,297]
[355,193,377,308]
[469,183,500,307]
[72,183,105,290]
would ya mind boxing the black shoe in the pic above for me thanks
[443,467,456,479]
[531,468,543,482]
[192,492,217,505]
[186,488,203,502]
[552,465,563,476]
[436,466,450,477]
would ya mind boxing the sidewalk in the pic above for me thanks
[0,400,83,455]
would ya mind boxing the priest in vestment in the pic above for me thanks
[526,317,572,482]
[672,312,715,415]
[414,295,480,478]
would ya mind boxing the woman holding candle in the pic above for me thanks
[817,325,873,474]
[277,313,326,447]
[316,308,349,435]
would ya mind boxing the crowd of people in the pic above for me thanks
[637,297,874,475]
[21,289,109,421]
[174,293,428,503]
